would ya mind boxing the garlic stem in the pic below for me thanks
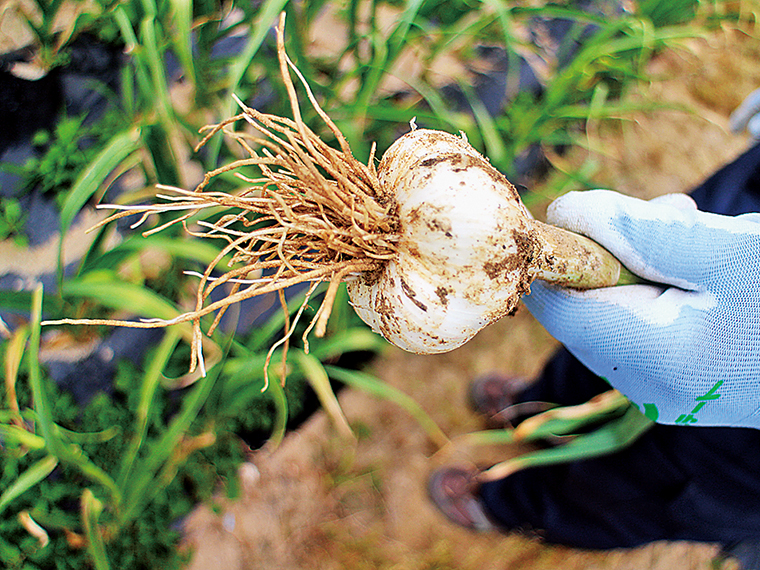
[527,220,621,289]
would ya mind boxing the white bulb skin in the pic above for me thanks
[347,129,543,354]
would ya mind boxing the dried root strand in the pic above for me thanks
[44,13,399,387]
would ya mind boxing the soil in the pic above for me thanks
[185,24,758,570]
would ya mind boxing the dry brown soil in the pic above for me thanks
[182,24,758,570]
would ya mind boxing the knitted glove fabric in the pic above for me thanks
[523,190,760,427]
[731,87,760,139]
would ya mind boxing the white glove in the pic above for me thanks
[523,190,760,427]
[731,88,760,139]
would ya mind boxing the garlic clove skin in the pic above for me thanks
[348,128,620,354]
[348,129,543,354]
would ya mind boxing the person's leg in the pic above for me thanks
[479,425,760,549]
[689,142,760,215]
[513,347,611,406]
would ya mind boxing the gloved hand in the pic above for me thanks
[730,88,760,139]
[523,189,760,428]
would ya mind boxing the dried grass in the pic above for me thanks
[43,14,399,387]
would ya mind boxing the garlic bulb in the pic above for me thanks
[347,129,620,354]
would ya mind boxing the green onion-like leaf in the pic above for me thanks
[61,272,181,321]
[480,405,654,482]
[295,352,353,439]
[325,365,449,448]
[117,329,181,489]
[0,425,46,450]
[27,285,60,453]
[212,0,291,163]
[81,489,110,570]
[0,455,58,516]
[57,128,140,282]
[119,333,230,526]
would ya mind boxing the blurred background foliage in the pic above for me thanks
[0,0,752,568]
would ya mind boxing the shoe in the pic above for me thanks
[427,466,495,532]
[468,373,523,417]
[469,373,555,428]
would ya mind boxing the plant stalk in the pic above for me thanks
[528,219,624,289]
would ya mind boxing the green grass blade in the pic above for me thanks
[347,0,424,151]
[479,0,528,106]
[57,128,140,284]
[216,348,290,448]
[324,365,449,448]
[244,287,310,352]
[119,334,230,525]
[509,5,608,26]
[54,425,121,445]
[308,328,387,361]
[61,272,181,321]
[266,376,289,448]
[79,233,233,275]
[402,78,465,132]
[113,6,154,100]
[513,390,631,441]
[295,352,353,439]
[0,425,46,449]
[27,286,123,503]
[117,329,181,488]
[81,489,110,570]
[211,0,290,163]
[139,16,174,126]
[61,445,123,506]
[169,0,196,87]
[4,324,28,424]
[459,80,509,168]
[385,0,425,62]
[27,285,61,453]
[0,455,58,516]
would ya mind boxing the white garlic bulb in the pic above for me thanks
[347,128,620,354]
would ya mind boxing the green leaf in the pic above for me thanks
[81,489,110,570]
[295,352,352,439]
[169,0,196,87]
[61,272,182,321]
[57,128,140,283]
[119,333,231,526]
[459,80,508,168]
[481,405,654,482]
[27,285,61,453]
[54,424,121,445]
[308,328,387,361]
[512,390,632,442]
[211,0,290,163]
[80,233,233,275]
[0,455,58,516]
[0,425,46,450]
[0,289,65,316]
[139,8,172,118]
[117,329,181,489]
[325,365,449,448]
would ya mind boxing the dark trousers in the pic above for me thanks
[479,143,760,551]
